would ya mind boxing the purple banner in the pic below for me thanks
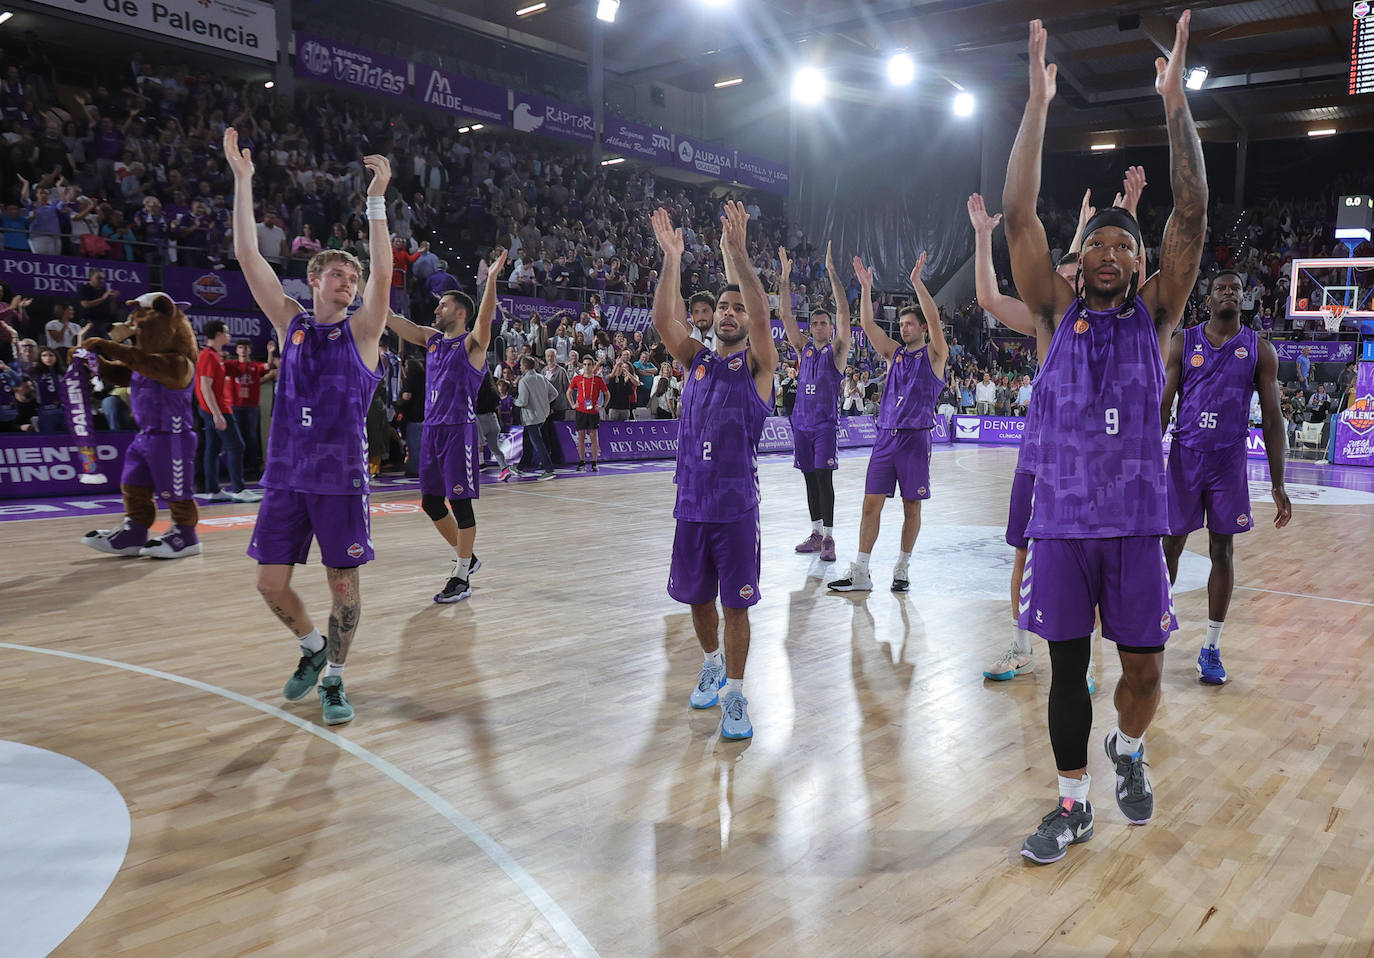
[673,136,736,179]
[603,116,675,164]
[0,250,149,298]
[602,303,654,332]
[1334,361,1374,466]
[534,415,886,463]
[0,433,134,498]
[1273,341,1357,363]
[511,92,594,144]
[953,415,1026,444]
[295,32,408,100]
[496,295,582,331]
[415,67,506,124]
[164,266,260,312]
[733,150,789,195]
[184,309,276,355]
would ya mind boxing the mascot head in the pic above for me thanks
[118,292,198,366]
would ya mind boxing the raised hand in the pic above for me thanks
[1028,19,1058,105]
[363,154,392,197]
[1155,9,1192,98]
[778,246,792,282]
[909,251,929,290]
[1120,165,1147,215]
[852,256,875,290]
[489,247,509,279]
[966,193,1003,236]
[651,208,684,257]
[719,200,749,256]
[223,127,254,181]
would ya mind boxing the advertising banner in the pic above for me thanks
[496,295,582,329]
[414,67,506,124]
[30,0,276,61]
[295,32,408,100]
[510,92,595,145]
[603,116,675,164]
[1333,361,1374,466]
[952,415,1027,444]
[163,266,260,312]
[0,433,135,498]
[673,136,736,179]
[0,250,148,298]
[1273,341,1357,363]
[733,150,789,194]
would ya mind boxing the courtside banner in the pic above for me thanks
[953,415,1026,444]
[0,250,148,297]
[30,0,277,61]
[1334,361,1374,466]
[1273,342,1357,363]
[0,433,134,498]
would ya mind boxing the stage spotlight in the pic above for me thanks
[952,91,975,116]
[887,52,915,86]
[264,80,275,89]
[596,0,619,23]
[1185,66,1207,90]
[792,68,826,105]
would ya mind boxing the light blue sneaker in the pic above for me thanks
[690,658,726,709]
[720,691,753,740]
[1197,646,1227,685]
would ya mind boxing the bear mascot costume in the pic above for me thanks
[80,292,202,558]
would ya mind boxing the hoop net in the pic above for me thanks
[1321,303,1348,333]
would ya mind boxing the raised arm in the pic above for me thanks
[1002,20,1075,328]
[1159,332,1184,434]
[776,247,807,354]
[852,256,899,360]
[650,208,700,369]
[1141,11,1207,343]
[1254,339,1291,528]
[224,127,299,337]
[347,154,395,361]
[1068,188,1094,256]
[825,242,852,370]
[720,201,777,399]
[467,248,507,363]
[968,193,1035,337]
[385,311,440,348]
[910,252,948,380]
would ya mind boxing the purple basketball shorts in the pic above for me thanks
[1167,439,1252,536]
[122,430,197,501]
[792,423,838,472]
[420,421,481,500]
[1005,469,1034,550]
[668,510,761,609]
[248,488,374,568]
[864,427,932,500]
[1018,535,1177,649]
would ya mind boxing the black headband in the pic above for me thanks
[1081,207,1143,251]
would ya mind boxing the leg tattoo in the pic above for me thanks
[325,566,362,664]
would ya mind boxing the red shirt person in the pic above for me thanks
[195,319,258,501]
[568,356,608,471]
[224,338,278,476]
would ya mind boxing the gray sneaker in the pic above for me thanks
[1021,798,1094,864]
[690,658,726,709]
[1105,732,1154,824]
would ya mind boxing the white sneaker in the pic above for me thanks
[984,646,1034,681]
[230,488,263,503]
[206,490,233,502]
[827,562,874,592]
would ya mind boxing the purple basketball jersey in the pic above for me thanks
[1014,381,1043,476]
[1026,296,1168,539]
[674,346,773,523]
[33,368,61,408]
[424,331,485,425]
[130,370,194,435]
[262,312,383,495]
[792,340,842,430]
[1173,323,1257,451]
[876,344,942,430]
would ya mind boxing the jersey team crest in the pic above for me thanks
[328,328,342,341]
[291,329,305,345]
[694,365,706,381]
[1235,347,1249,359]
[728,355,744,371]
[1073,318,1090,334]
[1190,354,1205,367]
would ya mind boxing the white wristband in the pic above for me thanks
[366,196,386,221]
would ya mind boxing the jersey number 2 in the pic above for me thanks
[702,441,712,461]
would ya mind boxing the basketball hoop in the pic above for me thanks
[1321,303,1348,333]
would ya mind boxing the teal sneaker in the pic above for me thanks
[319,676,354,725]
[284,648,327,701]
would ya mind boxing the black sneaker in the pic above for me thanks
[589,461,598,472]
[434,576,471,604]
[576,461,585,472]
[891,568,910,593]
[467,554,481,576]
[1021,798,1094,864]
[1105,732,1154,824]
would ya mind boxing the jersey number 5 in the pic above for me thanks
[301,406,313,428]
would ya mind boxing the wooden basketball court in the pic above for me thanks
[3,444,1373,956]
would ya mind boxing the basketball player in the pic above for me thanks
[827,252,946,593]
[970,170,1145,686]
[384,249,507,604]
[780,242,850,563]
[225,127,392,727]
[1161,270,1292,684]
[1004,14,1205,864]
[651,201,778,740]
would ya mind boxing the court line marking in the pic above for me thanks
[0,641,600,958]
[1233,586,1374,608]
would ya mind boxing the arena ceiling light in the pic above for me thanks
[601,157,625,165]
[515,2,547,16]
[1308,128,1337,137]
[701,0,733,6]
[792,67,826,105]
[952,91,975,116]
[1090,142,1117,151]
[887,52,915,86]
[1185,66,1208,90]
[264,80,275,89]
[0,12,13,26]
[596,0,619,23]
[714,77,744,88]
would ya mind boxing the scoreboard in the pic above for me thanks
[1353,1,1374,93]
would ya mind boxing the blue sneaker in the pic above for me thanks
[1197,646,1227,685]
[720,691,753,740]
[690,658,726,709]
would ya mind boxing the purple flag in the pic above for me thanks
[61,348,108,484]
[295,32,408,100]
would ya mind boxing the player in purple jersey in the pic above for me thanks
[652,201,778,741]
[1161,271,1291,685]
[968,174,1145,686]
[226,126,393,727]
[826,252,946,594]
[1003,14,1206,864]
[779,242,850,563]
[386,250,506,605]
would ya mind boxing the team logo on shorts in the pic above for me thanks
[328,328,342,341]
[291,329,306,346]
[918,486,927,496]
[1234,347,1249,359]
[694,365,705,381]
[1237,513,1249,527]
[1190,354,1205,367]
[739,584,755,600]
[827,457,836,467]
[728,355,744,371]
[452,483,463,495]
[1160,613,1172,631]
[1073,319,1090,334]
[347,542,365,558]
[159,490,169,499]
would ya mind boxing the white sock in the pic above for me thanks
[1058,772,1091,804]
[455,554,471,578]
[1013,628,1033,656]
[896,550,911,569]
[705,647,724,667]
[811,519,823,533]
[856,552,871,573]
[823,526,833,538]
[1114,729,1144,758]
[722,677,743,698]
[452,545,461,561]
[1205,619,1223,650]
[298,628,324,654]
[324,661,345,679]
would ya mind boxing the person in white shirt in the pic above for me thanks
[45,304,82,348]
[574,312,600,343]
[1014,375,1033,416]
[255,212,287,267]
[975,373,997,415]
